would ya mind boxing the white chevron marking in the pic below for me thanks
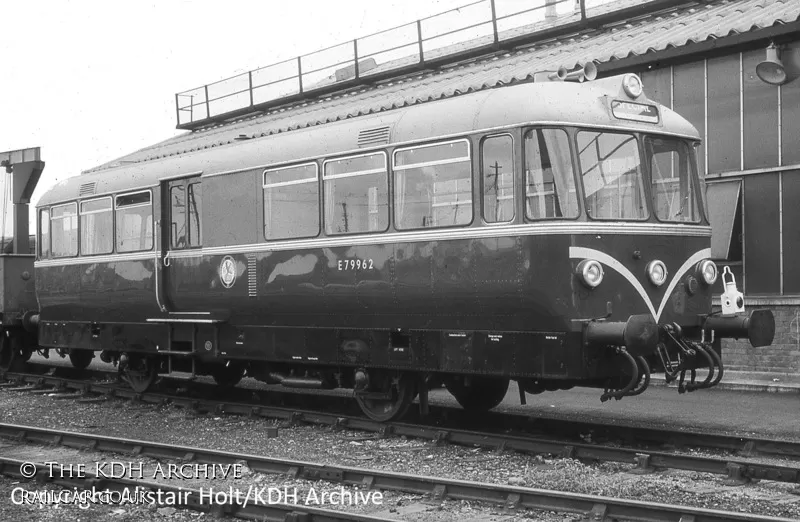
[569,246,711,322]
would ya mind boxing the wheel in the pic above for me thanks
[211,363,245,387]
[0,333,32,372]
[120,355,158,393]
[68,349,94,370]
[446,376,509,412]
[355,372,416,422]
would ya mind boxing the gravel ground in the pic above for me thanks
[0,390,799,522]
[29,352,800,442]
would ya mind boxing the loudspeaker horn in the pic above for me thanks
[562,62,598,82]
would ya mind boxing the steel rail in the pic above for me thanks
[0,425,794,522]
[2,370,799,486]
[0,456,392,522]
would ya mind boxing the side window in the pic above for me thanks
[324,153,388,235]
[187,182,202,247]
[39,209,50,258]
[646,137,700,223]
[482,135,514,223]
[116,191,153,253]
[263,163,319,240]
[170,184,186,248]
[169,179,202,249]
[393,140,472,230]
[50,203,78,257]
[80,197,113,255]
[525,128,579,219]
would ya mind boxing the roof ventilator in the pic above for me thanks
[357,126,391,147]
[79,182,97,197]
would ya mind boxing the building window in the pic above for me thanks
[743,174,780,294]
[672,61,706,179]
[782,169,800,294]
[324,153,388,235]
[640,67,671,108]
[577,131,647,220]
[50,202,78,258]
[782,43,800,166]
[263,163,320,240]
[481,135,514,223]
[115,191,153,253]
[707,54,741,173]
[393,139,472,230]
[525,128,578,219]
[39,209,50,258]
[80,197,113,255]
[742,49,779,170]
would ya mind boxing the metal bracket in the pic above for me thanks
[433,430,449,446]
[722,462,751,486]
[629,453,655,474]
[504,492,521,511]
[588,503,608,521]
[429,484,447,502]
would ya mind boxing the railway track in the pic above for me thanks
[0,456,389,522]
[2,368,799,487]
[0,423,796,522]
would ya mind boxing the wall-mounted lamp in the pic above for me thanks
[756,43,787,86]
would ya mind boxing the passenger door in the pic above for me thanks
[160,176,203,312]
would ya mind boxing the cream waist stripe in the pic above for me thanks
[35,223,710,267]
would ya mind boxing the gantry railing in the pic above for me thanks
[174,0,679,129]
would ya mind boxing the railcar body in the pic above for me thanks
[15,71,774,420]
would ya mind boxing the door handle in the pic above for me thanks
[163,251,171,267]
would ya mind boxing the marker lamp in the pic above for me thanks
[622,74,643,98]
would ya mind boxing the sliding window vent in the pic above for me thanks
[79,182,97,197]
[357,126,391,148]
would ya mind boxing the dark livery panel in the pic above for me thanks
[21,72,775,421]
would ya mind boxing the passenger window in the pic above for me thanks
[39,209,50,258]
[116,191,153,252]
[50,203,78,257]
[482,135,514,223]
[169,179,202,249]
[324,153,388,235]
[263,163,319,240]
[393,140,472,230]
[187,182,202,247]
[525,128,579,219]
[80,197,113,255]
[170,185,186,248]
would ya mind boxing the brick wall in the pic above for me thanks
[721,305,800,374]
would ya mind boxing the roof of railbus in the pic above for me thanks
[38,77,701,207]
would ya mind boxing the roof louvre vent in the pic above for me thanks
[79,182,97,197]
[358,126,391,147]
